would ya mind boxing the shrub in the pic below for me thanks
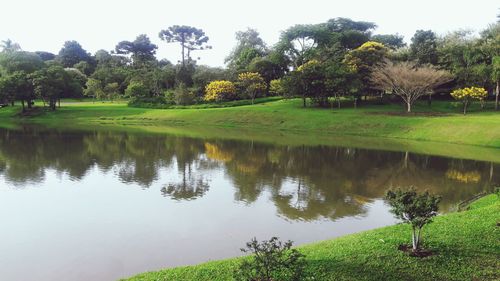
[204,80,236,102]
[385,187,441,252]
[234,237,306,281]
[450,87,488,115]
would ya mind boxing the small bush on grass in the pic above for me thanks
[234,237,306,281]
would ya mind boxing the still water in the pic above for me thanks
[0,126,497,281]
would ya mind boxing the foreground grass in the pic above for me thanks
[1,99,499,150]
[124,195,500,281]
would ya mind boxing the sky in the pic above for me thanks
[1,0,498,67]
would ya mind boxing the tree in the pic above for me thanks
[450,87,488,115]
[437,30,489,88]
[103,82,120,101]
[326,17,376,50]
[493,56,500,110]
[385,188,441,252]
[234,237,306,281]
[35,51,56,61]
[173,83,194,105]
[344,41,389,101]
[276,24,326,68]
[0,51,44,110]
[370,61,452,112]
[372,34,406,49]
[204,80,236,102]
[324,58,358,109]
[0,71,35,109]
[295,59,329,107]
[84,78,105,101]
[192,65,229,97]
[57,41,92,67]
[226,28,267,70]
[237,72,266,103]
[0,39,21,53]
[410,30,438,65]
[73,61,93,76]
[269,79,285,96]
[248,57,285,84]
[94,49,113,66]
[125,81,150,99]
[159,25,211,66]
[64,68,87,98]
[115,34,158,67]
[0,74,18,105]
[30,65,78,110]
[0,51,44,74]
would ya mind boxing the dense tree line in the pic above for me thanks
[0,17,498,112]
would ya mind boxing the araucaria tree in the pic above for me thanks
[115,34,158,67]
[385,188,441,252]
[371,61,452,112]
[158,25,211,66]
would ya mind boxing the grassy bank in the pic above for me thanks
[124,194,500,281]
[1,99,499,150]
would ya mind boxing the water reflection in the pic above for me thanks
[0,126,497,221]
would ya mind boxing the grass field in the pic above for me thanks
[0,98,499,161]
[123,194,500,281]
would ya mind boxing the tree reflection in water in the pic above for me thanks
[0,126,497,221]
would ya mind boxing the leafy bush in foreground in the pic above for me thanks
[234,237,306,281]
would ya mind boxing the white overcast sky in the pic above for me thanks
[1,0,498,67]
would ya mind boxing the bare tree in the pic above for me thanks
[370,61,452,112]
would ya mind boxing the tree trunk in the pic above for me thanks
[302,96,306,107]
[495,81,499,111]
[415,227,422,251]
[337,97,341,109]
[407,101,411,113]
[354,97,358,109]
[21,100,25,112]
[27,99,32,109]
[181,41,185,66]
[428,93,432,106]
[412,226,418,251]
[463,101,468,115]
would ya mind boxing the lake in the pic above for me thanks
[0,126,497,281]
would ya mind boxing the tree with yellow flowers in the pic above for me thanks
[269,79,285,96]
[237,72,266,104]
[204,80,236,102]
[450,87,488,115]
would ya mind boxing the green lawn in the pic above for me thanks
[1,98,499,160]
[123,194,500,281]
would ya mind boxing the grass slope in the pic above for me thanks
[1,99,499,150]
[124,195,500,281]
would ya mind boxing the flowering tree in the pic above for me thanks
[204,80,236,102]
[237,72,266,104]
[450,87,488,115]
[269,79,285,96]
